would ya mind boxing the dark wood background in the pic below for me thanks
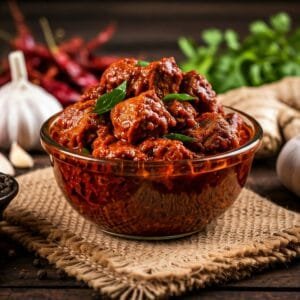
[1,1,300,60]
[0,1,300,299]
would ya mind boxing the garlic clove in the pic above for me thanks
[276,135,300,197]
[9,142,34,168]
[0,153,15,176]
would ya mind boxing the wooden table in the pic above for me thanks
[0,155,299,299]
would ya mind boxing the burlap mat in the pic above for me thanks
[1,168,300,299]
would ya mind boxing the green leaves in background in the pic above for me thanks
[179,12,300,93]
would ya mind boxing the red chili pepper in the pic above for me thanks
[44,66,59,79]
[8,0,51,59]
[59,37,85,55]
[82,55,119,72]
[41,78,80,106]
[40,18,97,88]
[86,23,116,52]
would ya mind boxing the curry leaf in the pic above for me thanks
[137,60,150,67]
[94,81,127,115]
[163,93,196,102]
[165,133,196,143]
[82,147,91,155]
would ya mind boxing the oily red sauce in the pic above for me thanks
[50,57,252,161]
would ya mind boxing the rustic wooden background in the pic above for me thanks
[1,0,300,60]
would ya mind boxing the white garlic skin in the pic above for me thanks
[0,153,15,176]
[276,135,300,197]
[9,142,34,168]
[0,51,62,151]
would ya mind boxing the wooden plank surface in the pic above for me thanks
[1,1,300,59]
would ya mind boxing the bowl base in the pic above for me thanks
[101,229,200,241]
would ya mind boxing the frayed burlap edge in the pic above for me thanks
[1,206,300,300]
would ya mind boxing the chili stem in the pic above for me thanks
[39,17,58,52]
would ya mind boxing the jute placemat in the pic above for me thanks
[1,168,300,299]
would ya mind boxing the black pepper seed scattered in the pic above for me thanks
[37,269,47,280]
[8,249,16,257]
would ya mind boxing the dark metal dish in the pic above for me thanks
[0,172,19,220]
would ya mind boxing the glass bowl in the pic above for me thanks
[40,107,262,240]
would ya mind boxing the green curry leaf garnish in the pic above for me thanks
[82,147,91,155]
[165,133,196,143]
[137,60,150,67]
[163,93,196,102]
[94,81,127,115]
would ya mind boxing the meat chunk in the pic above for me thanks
[99,57,183,99]
[184,112,240,154]
[81,85,102,101]
[166,100,198,129]
[226,113,250,146]
[93,141,146,161]
[139,138,195,161]
[180,71,222,113]
[146,57,182,98]
[111,90,176,144]
[92,124,116,150]
[50,100,100,149]
[99,58,138,96]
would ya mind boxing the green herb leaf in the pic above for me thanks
[270,12,290,33]
[165,133,196,143]
[178,37,196,58]
[224,30,240,50]
[179,12,299,93]
[163,93,196,102]
[82,147,90,155]
[137,60,150,67]
[202,29,223,47]
[94,81,127,115]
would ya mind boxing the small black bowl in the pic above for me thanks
[0,173,19,220]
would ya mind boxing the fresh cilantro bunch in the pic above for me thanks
[179,12,300,93]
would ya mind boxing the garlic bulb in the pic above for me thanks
[0,51,62,150]
[9,142,34,168]
[276,135,300,197]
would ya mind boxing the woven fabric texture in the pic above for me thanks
[1,167,300,299]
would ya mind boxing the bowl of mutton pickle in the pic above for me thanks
[41,57,263,240]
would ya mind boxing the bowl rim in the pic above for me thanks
[40,106,263,167]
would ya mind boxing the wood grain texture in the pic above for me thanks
[1,1,300,60]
